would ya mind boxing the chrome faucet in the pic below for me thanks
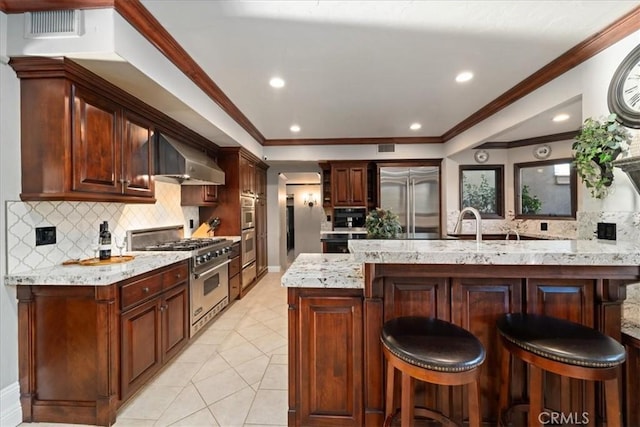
[453,207,483,242]
[505,229,520,240]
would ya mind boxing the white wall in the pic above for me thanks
[0,11,23,427]
[288,184,323,257]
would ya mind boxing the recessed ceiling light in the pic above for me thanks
[552,113,570,122]
[410,123,422,131]
[290,124,301,133]
[269,77,285,88]
[455,71,474,83]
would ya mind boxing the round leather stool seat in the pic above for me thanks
[381,316,485,372]
[496,313,626,427]
[497,313,625,368]
[381,316,485,427]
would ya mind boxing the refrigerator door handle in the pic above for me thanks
[411,178,416,234]
[406,178,410,234]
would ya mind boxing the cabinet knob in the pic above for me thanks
[143,287,149,293]
[176,273,181,279]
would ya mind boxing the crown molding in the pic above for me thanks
[264,136,443,146]
[478,130,579,150]
[3,2,639,147]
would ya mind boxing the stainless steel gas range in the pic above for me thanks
[128,226,233,337]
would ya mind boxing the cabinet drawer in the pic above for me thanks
[121,274,163,311]
[230,242,240,258]
[162,263,188,289]
[229,256,241,278]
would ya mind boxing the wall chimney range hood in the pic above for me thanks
[155,134,225,185]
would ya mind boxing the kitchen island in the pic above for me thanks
[283,240,640,426]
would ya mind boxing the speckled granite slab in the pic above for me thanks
[4,252,191,286]
[349,239,640,266]
[281,254,364,289]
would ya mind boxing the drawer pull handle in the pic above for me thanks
[143,287,149,293]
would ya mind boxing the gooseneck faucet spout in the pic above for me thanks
[454,207,483,242]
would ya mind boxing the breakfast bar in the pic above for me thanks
[282,239,640,426]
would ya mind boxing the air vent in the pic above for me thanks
[25,10,83,39]
[378,144,395,153]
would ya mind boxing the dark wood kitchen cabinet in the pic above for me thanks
[10,57,220,204]
[256,165,268,278]
[16,261,189,426]
[229,242,241,301]
[120,262,189,400]
[288,287,364,426]
[240,152,256,196]
[331,162,367,207]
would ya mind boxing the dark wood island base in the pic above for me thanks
[287,263,640,426]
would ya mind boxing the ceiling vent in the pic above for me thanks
[378,143,396,153]
[25,10,83,39]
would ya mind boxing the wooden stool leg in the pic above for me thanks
[467,378,481,427]
[385,359,395,422]
[498,345,511,426]
[528,365,543,427]
[401,372,414,427]
[604,378,622,427]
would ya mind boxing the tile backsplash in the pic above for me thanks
[6,181,199,274]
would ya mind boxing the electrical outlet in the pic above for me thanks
[189,219,194,228]
[597,222,616,240]
[540,222,548,231]
[35,226,56,246]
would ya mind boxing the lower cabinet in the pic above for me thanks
[120,263,189,400]
[623,331,640,426]
[288,287,364,426]
[229,242,241,301]
[16,260,189,426]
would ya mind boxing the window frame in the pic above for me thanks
[513,158,577,220]
[459,164,505,219]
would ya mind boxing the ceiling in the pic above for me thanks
[129,0,638,145]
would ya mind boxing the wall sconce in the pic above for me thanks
[303,193,317,207]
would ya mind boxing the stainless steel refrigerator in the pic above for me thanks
[378,166,440,237]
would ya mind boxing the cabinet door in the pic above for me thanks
[256,166,267,198]
[295,293,363,426]
[256,197,268,276]
[240,155,255,195]
[72,86,122,194]
[122,111,154,197]
[349,166,367,206]
[162,283,189,361]
[120,297,162,399]
[451,278,523,424]
[203,185,218,202]
[332,166,352,206]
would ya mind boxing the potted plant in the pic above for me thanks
[572,113,631,198]
[365,208,402,239]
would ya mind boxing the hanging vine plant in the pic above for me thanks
[572,114,631,199]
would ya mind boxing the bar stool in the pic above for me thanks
[381,316,486,427]
[497,313,626,427]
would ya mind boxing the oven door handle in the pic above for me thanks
[194,259,231,280]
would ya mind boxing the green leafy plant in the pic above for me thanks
[521,185,542,214]
[365,208,402,239]
[572,114,631,199]
[462,174,496,214]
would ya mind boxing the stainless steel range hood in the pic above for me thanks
[155,134,225,185]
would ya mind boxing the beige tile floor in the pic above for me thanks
[21,272,288,427]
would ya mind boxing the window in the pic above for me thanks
[514,158,576,219]
[459,165,504,219]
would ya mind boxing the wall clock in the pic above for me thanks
[474,150,489,163]
[533,144,551,159]
[608,44,640,129]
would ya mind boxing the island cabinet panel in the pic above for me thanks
[622,332,640,427]
[288,288,364,426]
[451,278,524,424]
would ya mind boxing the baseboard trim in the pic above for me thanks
[0,381,22,427]
[267,265,281,273]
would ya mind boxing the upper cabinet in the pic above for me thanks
[331,162,368,207]
[10,57,218,204]
[240,153,256,196]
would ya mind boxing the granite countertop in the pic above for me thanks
[349,239,640,266]
[214,235,241,243]
[281,253,363,289]
[4,252,191,286]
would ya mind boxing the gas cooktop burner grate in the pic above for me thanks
[143,238,229,251]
